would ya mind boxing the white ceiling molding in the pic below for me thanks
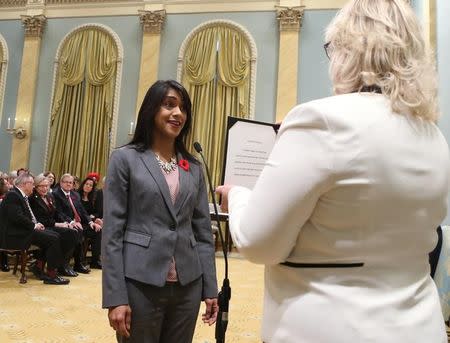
[0,0,346,20]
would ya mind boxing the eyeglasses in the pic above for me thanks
[324,42,331,59]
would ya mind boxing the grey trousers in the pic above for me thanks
[117,277,202,343]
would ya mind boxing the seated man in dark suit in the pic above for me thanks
[0,172,69,285]
[53,174,102,273]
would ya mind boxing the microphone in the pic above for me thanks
[193,141,231,343]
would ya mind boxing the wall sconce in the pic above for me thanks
[128,121,134,136]
[6,117,27,139]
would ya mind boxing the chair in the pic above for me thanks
[0,248,31,284]
[82,237,93,264]
[211,224,219,251]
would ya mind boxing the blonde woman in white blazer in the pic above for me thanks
[217,1,450,342]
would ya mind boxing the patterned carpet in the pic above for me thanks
[0,256,264,343]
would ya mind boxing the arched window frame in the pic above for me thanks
[44,23,123,168]
[176,19,257,119]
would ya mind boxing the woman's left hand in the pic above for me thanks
[215,185,233,213]
[202,298,218,325]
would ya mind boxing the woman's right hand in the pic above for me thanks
[108,305,132,338]
[215,185,234,213]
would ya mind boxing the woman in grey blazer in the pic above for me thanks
[102,80,218,342]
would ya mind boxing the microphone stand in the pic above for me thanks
[194,142,231,343]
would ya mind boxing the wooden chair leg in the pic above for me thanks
[13,252,19,275]
[19,250,27,284]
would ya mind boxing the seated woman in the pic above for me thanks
[29,174,80,277]
[78,176,103,228]
[77,176,103,269]
[43,171,57,193]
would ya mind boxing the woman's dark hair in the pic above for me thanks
[128,79,195,161]
[0,178,7,197]
[78,177,98,204]
[43,171,57,188]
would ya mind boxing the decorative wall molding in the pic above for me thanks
[177,19,258,119]
[21,14,47,37]
[27,0,45,5]
[47,0,132,3]
[0,0,26,7]
[0,1,347,19]
[0,34,8,131]
[138,9,166,34]
[276,6,305,31]
[44,23,124,169]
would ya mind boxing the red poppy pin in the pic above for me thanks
[178,159,189,171]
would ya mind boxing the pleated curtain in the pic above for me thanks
[182,25,251,189]
[48,28,117,181]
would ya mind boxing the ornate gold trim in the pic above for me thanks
[276,6,305,32]
[21,14,47,38]
[177,19,258,119]
[138,9,166,34]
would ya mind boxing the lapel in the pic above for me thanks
[34,195,49,214]
[56,188,72,212]
[139,149,177,221]
[13,187,31,219]
[174,152,192,215]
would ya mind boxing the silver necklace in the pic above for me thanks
[155,154,177,174]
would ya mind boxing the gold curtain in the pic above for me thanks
[0,43,3,75]
[182,25,251,189]
[0,43,3,109]
[48,28,117,181]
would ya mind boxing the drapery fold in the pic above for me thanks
[48,28,117,180]
[0,44,3,91]
[182,24,251,190]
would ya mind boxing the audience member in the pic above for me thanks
[17,168,29,176]
[0,173,69,285]
[73,176,81,191]
[7,171,17,188]
[0,177,8,201]
[29,174,79,277]
[53,174,101,272]
[43,171,57,192]
[1,176,10,271]
[78,177,103,228]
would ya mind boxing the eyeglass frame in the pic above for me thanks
[324,42,331,59]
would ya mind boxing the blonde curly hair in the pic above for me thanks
[325,0,438,121]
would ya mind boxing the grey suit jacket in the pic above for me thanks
[102,146,217,308]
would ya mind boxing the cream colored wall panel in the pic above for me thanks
[10,36,41,170]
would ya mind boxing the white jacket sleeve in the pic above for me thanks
[228,104,335,265]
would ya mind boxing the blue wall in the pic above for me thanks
[0,20,24,173]
[299,10,336,104]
